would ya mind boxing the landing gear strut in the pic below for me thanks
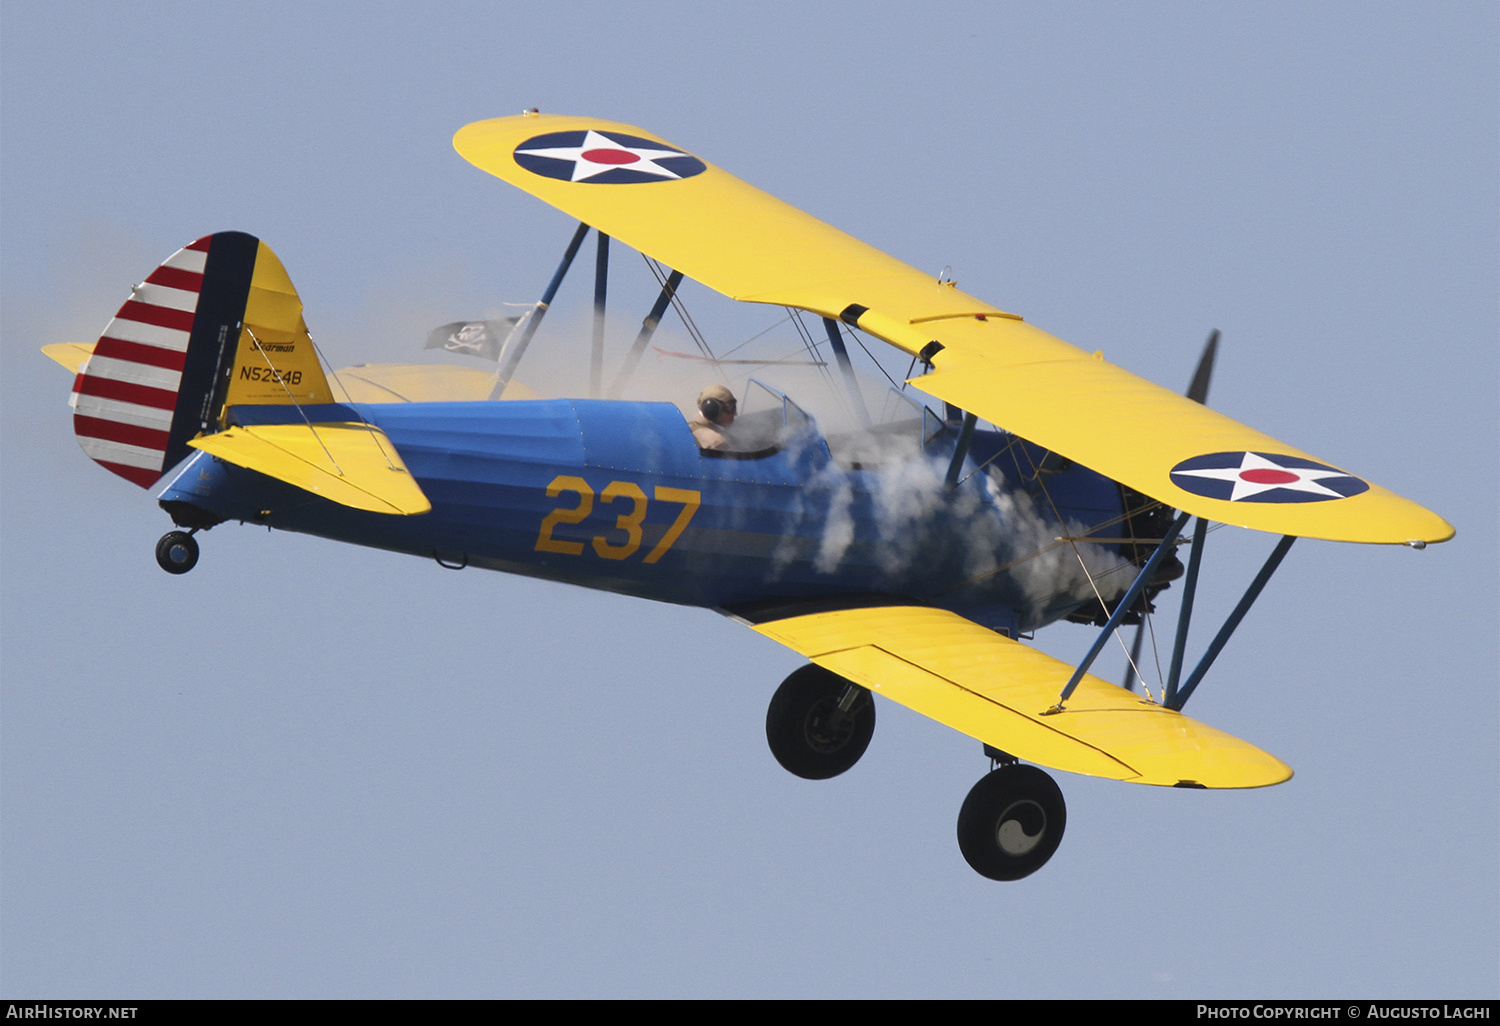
[957,763,1066,880]
[765,665,875,780]
[155,530,199,574]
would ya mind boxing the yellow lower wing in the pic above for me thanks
[188,423,431,515]
[751,605,1291,789]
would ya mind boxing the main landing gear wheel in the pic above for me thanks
[765,664,875,780]
[155,531,199,574]
[957,764,1066,881]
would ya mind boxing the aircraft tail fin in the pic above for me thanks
[71,232,333,488]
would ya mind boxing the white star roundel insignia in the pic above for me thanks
[513,130,707,184]
[1170,451,1369,503]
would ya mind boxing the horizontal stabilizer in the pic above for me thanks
[42,342,96,374]
[752,604,1292,788]
[189,422,431,515]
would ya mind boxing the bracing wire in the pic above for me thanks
[245,328,344,476]
[846,325,904,393]
[786,309,845,409]
[644,256,718,368]
[720,312,793,358]
[301,329,400,471]
[1016,442,1159,703]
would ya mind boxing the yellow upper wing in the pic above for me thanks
[455,113,1451,546]
[751,604,1291,789]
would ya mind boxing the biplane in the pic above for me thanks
[45,112,1453,881]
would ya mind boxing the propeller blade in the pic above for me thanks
[1185,329,1219,406]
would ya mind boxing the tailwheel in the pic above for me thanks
[765,664,875,780]
[155,530,199,575]
[957,764,1066,881]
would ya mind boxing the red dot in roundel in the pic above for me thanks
[1239,468,1300,485]
[580,148,640,165]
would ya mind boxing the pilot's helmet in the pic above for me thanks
[698,384,737,421]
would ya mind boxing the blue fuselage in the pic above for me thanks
[159,399,1135,633]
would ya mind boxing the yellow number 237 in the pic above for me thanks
[535,476,701,564]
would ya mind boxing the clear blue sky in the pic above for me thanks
[3,1,1495,998]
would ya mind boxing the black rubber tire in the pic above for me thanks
[957,764,1066,881]
[765,665,875,780]
[155,531,199,575]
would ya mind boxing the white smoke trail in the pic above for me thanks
[782,426,1133,625]
[812,475,855,574]
[983,476,1133,620]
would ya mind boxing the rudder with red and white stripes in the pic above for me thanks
[72,231,330,488]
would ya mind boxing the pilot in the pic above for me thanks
[690,384,737,451]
